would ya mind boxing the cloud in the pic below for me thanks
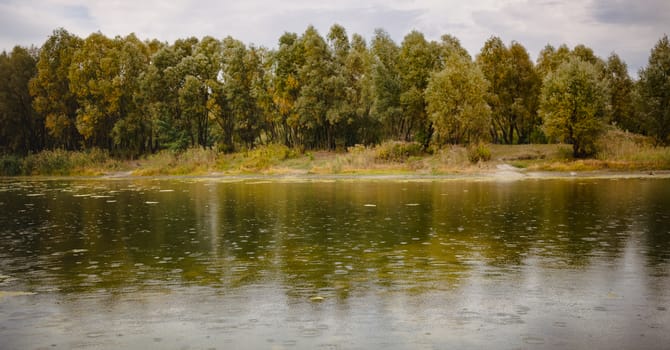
[590,0,670,26]
[0,0,668,75]
[468,0,670,75]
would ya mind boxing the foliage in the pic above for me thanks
[29,28,83,150]
[374,141,423,162]
[637,35,670,145]
[238,143,297,171]
[467,143,492,163]
[0,46,42,155]
[0,26,669,171]
[425,55,491,145]
[539,58,609,158]
[17,148,116,175]
[604,53,635,131]
[476,37,541,144]
[0,154,23,175]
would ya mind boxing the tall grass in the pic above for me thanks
[596,129,670,169]
[0,149,120,176]
[133,147,219,175]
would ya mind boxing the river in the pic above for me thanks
[0,177,669,349]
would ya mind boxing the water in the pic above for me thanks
[0,177,669,349]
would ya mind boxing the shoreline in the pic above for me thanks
[3,168,669,182]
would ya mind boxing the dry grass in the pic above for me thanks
[4,131,670,177]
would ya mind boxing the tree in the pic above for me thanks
[176,36,222,149]
[398,31,440,146]
[425,55,491,145]
[539,58,608,157]
[270,32,304,147]
[218,37,266,151]
[140,38,198,151]
[110,34,151,157]
[68,33,149,154]
[0,46,43,154]
[604,53,635,131]
[67,32,119,149]
[638,35,670,145]
[536,44,571,78]
[29,28,83,150]
[370,29,403,141]
[476,37,540,144]
[295,26,334,149]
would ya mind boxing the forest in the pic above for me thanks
[1,25,669,160]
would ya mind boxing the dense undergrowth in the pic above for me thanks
[2,130,670,176]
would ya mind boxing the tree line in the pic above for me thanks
[1,25,669,158]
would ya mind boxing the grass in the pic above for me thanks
[0,149,123,176]
[2,131,670,177]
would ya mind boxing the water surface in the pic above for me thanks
[1,178,669,349]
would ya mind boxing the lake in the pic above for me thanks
[1,177,669,349]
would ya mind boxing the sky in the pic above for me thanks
[1,0,668,77]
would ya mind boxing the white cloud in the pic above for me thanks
[0,0,668,75]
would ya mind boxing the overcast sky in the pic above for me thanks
[1,0,668,76]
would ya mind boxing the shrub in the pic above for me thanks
[467,143,492,163]
[374,141,423,162]
[240,144,297,171]
[0,155,23,176]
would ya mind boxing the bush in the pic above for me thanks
[23,149,72,175]
[0,155,23,176]
[374,141,423,162]
[467,143,492,163]
[240,144,297,171]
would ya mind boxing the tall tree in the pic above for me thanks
[68,33,149,153]
[370,29,403,141]
[68,32,120,149]
[476,37,540,144]
[176,36,222,149]
[398,31,440,146]
[345,33,377,145]
[604,53,635,131]
[270,32,304,147]
[29,28,83,150]
[425,55,491,145]
[295,26,334,149]
[536,44,571,78]
[110,34,151,157]
[0,46,42,154]
[140,38,198,151]
[539,58,609,157]
[637,35,670,145]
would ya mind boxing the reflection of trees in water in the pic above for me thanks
[1,179,668,299]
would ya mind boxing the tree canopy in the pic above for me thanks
[0,26,668,158]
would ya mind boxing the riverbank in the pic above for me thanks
[3,136,670,178]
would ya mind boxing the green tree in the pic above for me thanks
[218,37,267,150]
[539,58,608,157]
[398,31,440,146]
[29,28,83,150]
[370,29,403,141]
[176,36,222,149]
[110,34,151,157]
[270,32,304,147]
[140,38,198,151]
[425,55,491,145]
[68,33,149,154]
[536,44,571,78]
[295,26,334,149]
[67,32,119,149]
[344,33,377,145]
[637,35,670,145]
[604,53,635,131]
[0,46,43,154]
[476,37,540,144]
